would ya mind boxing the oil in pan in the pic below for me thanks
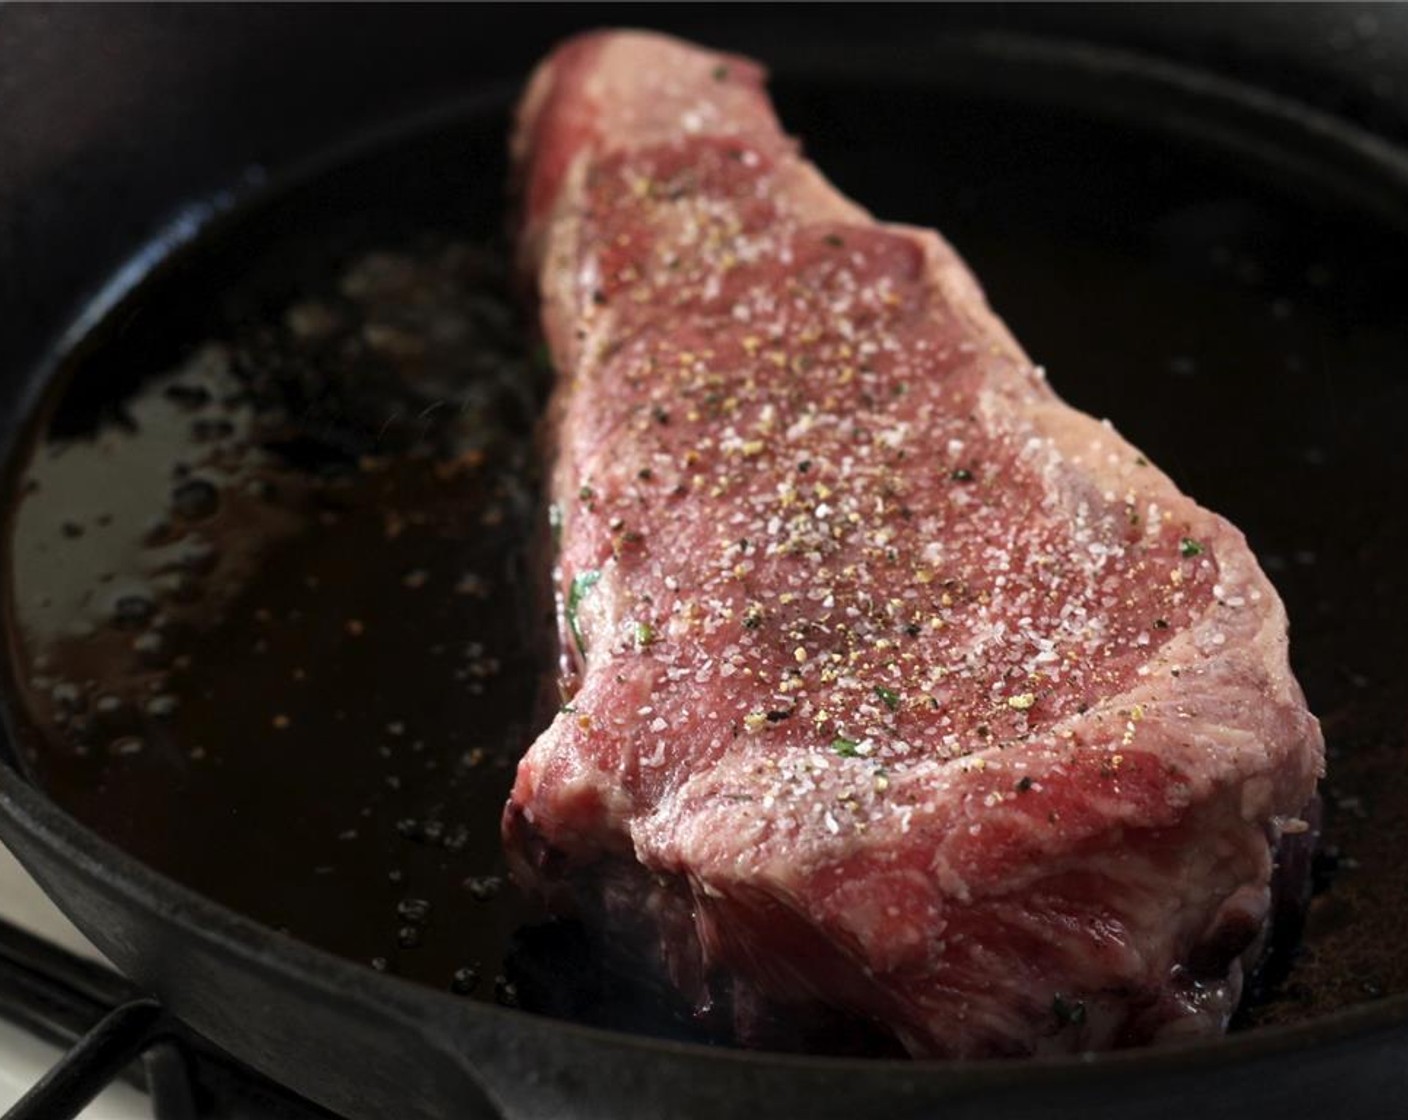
[6,133,550,1009]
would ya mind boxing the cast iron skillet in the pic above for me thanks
[2,5,1408,1118]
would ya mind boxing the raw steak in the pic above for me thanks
[503,30,1323,1057]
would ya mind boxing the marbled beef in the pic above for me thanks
[503,31,1324,1057]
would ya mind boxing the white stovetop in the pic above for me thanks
[0,843,149,1118]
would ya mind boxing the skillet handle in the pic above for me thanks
[1,997,187,1120]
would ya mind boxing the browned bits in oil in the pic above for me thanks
[191,418,235,443]
[171,478,220,521]
[464,875,503,902]
[180,537,219,574]
[284,300,343,341]
[396,897,432,924]
[493,976,518,1007]
[50,682,81,710]
[454,572,491,598]
[271,714,291,731]
[144,694,179,719]
[111,594,156,629]
[163,382,212,410]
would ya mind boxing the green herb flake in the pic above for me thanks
[578,484,595,501]
[1016,775,1034,793]
[635,620,655,648]
[1134,454,1149,467]
[831,737,860,758]
[875,686,901,711]
[1052,994,1087,1027]
[950,467,974,482]
[823,233,845,248]
[1180,537,1204,558]
[567,569,602,654]
[1153,617,1170,630]
[712,64,730,81]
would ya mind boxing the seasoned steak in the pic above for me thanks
[503,30,1324,1057]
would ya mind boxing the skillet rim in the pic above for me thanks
[0,17,1406,1095]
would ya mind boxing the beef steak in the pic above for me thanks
[503,30,1324,1057]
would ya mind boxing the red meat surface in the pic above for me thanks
[503,30,1324,1057]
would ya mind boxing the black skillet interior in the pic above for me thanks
[2,5,1408,1119]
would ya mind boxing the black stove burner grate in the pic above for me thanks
[0,918,337,1120]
